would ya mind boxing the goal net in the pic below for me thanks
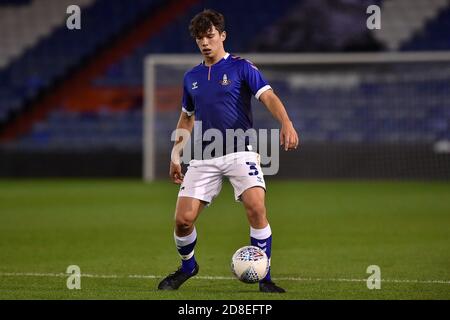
[144,52,450,182]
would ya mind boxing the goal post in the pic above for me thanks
[144,54,199,182]
[144,52,450,182]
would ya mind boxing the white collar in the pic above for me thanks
[202,52,230,65]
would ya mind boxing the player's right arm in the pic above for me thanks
[170,75,195,184]
[170,111,194,184]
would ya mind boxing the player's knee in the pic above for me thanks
[245,203,266,222]
[175,215,195,231]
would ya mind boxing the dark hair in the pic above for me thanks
[189,9,225,38]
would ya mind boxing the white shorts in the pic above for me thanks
[178,151,266,205]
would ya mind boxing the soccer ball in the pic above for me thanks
[231,245,269,283]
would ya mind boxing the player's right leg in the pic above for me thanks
[158,196,205,290]
[158,159,223,290]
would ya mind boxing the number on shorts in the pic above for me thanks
[245,162,259,176]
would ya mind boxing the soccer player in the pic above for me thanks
[157,9,299,293]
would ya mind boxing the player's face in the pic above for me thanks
[195,26,226,61]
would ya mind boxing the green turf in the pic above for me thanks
[0,179,449,299]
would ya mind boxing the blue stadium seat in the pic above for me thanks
[0,0,164,125]
[402,7,450,51]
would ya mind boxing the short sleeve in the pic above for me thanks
[182,75,194,116]
[241,60,272,100]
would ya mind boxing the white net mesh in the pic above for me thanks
[145,53,450,181]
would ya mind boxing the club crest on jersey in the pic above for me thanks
[192,82,198,90]
[220,74,231,86]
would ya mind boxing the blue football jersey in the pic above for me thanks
[181,53,271,158]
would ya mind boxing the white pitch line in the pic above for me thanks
[0,272,449,285]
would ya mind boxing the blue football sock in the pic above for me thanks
[181,255,197,274]
[250,224,272,282]
[174,228,197,274]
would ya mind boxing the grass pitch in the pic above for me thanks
[0,179,449,299]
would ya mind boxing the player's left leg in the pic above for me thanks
[240,187,286,293]
[226,151,285,292]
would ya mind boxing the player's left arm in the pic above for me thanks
[259,90,299,151]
